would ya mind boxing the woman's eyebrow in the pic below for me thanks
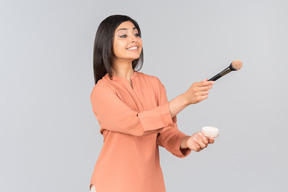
[117,27,137,32]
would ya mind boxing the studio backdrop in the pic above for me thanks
[0,0,287,191]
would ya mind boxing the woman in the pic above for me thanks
[90,15,215,192]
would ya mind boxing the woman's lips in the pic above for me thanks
[127,46,138,50]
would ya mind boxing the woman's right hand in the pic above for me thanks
[181,131,215,152]
[184,79,215,105]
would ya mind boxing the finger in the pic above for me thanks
[199,80,215,87]
[197,86,213,92]
[194,137,207,149]
[199,95,209,101]
[196,91,210,96]
[209,137,215,144]
[197,140,207,149]
[191,139,201,151]
[198,132,209,144]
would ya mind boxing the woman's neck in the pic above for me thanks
[111,60,134,80]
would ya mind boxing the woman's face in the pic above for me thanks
[112,21,143,63]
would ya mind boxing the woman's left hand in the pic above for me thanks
[181,132,215,152]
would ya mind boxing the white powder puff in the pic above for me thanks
[202,126,219,138]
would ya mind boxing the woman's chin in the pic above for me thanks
[126,56,141,61]
[114,55,141,62]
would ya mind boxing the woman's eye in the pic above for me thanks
[134,33,140,37]
[119,34,127,38]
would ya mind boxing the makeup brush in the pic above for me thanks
[209,60,243,81]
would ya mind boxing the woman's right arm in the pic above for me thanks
[90,83,175,136]
[168,79,215,118]
[90,79,214,137]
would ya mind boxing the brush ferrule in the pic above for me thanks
[229,63,237,71]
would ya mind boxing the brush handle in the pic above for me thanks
[208,63,235,81]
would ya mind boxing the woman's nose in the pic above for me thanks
[130,35,137,43]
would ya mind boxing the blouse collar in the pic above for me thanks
[105,70,138,81]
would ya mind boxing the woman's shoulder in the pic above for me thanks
[137,71,162,85]
[137,72,166,95]
[90,78,115,98]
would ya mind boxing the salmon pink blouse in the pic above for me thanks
[90,71,191,192]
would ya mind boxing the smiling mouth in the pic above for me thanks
[127,46,138,50]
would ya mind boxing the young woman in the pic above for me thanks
[90,15,216,192]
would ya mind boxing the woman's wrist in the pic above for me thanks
[168,94,190,119]
[180,136,190,149]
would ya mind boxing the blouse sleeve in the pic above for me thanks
[90,82,175,136]
[156,80,191,158]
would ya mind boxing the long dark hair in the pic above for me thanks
[93,15,144,84]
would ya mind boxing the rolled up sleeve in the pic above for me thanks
[90,83,175,136]
[156,80,191,158]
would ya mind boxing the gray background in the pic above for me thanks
[1,0,287,191]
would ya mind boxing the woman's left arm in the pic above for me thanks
[156,80,191,157]
[156,79,215,156]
